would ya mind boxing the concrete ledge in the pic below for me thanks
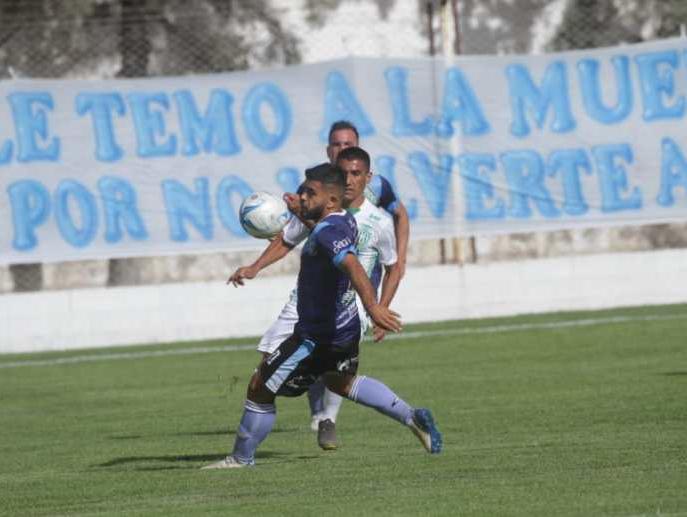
[2,249,686,354]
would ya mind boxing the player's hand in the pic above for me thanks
[368,304,401,333]
[372,324,386,343]
[283,193,301,217]
[284,192,316,228]
[227,265,258,287]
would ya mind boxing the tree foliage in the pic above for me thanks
[0,0,398,79]
[549,0,687,52]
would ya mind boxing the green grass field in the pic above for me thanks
[1,304,686,516]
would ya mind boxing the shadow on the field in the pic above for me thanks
[106,427,298,441]
[108,434,143,440]
[661,371,687,376]
[172,426,298,438]
[95,451,287,470]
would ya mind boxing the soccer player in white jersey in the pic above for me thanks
[228,147,402,450]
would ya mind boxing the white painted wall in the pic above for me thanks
[2,249,686,354]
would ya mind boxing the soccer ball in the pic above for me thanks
[239,191,291,239]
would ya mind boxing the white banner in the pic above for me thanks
[1,37,687,264]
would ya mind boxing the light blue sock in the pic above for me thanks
[231,400,276,464]
[348,376,413,425]
[307,379,326,416]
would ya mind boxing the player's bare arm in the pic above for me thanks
[339,253,401,333]
[379,262,401,308]
[372,262,402,342]
[227,233,294,287]
[392,202,410,278]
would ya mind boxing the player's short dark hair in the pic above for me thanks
[305,162,346,194]
[328,120,359,142]
[336,146,370,170]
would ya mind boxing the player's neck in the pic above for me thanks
[345,194,365,210]
[318,205,344,222]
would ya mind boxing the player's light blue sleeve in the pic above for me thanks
[370,176,399,215]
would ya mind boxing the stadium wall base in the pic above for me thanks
[2,249,686,354]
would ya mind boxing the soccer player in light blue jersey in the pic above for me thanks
[203,163,441,469]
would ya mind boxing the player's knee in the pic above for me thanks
[247,372,274,404]
[323,372,354,397]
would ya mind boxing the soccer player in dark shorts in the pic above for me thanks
[202,163,442,468]
[282,120,411,449]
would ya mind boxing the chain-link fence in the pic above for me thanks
[2,0,687,294]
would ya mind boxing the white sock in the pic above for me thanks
[320,388,344,422]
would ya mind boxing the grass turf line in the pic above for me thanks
[1,304,686,516]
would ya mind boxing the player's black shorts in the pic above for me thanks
[259,333,359,397]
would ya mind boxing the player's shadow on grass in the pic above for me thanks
[661,371,687,376]
[172,426,298,438]
[107,427,297,441]
[96,451,287,470]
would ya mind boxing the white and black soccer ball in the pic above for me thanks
[239,191,291,239]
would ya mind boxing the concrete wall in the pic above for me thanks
[2,248,686,354]
[3,224,687,294]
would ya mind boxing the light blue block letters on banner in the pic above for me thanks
[97,176,148,243]
[374,155,418,220]
[9,92,60,162]
[436,67,489,137]
[635,50,685,121]
[591,143,642,212]
[547,149,592,216]
[320,70,375,141]
[507,61,576,137]
[0,123,12,164]
[656,138,687,206]
[8,180,51,251]
[456,153,505,220]
[407,152,453,218]
[384,67,433,137]
[75,92,126,162]
[577,55,633,124]
[173,89,241,156]
[54,180,98,248]
[501,150,560,218]
[216,175,254,236]
[127,92,177,158]
[162,177,213,241]
[241,83,292,152]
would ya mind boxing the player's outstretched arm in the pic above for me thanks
[372,262,403,342]
[339,254,402,333]
[379,262,401,308]
[392,202,410,279]
[227,233,294,287]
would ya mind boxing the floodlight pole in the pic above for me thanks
[448,0,477,265]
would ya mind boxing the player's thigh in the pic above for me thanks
[257,295,298,354]
[320,339,361,396]
[259,334,318,397]
[323,372,356,397]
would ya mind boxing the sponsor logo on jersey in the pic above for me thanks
[332,238,352,253]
